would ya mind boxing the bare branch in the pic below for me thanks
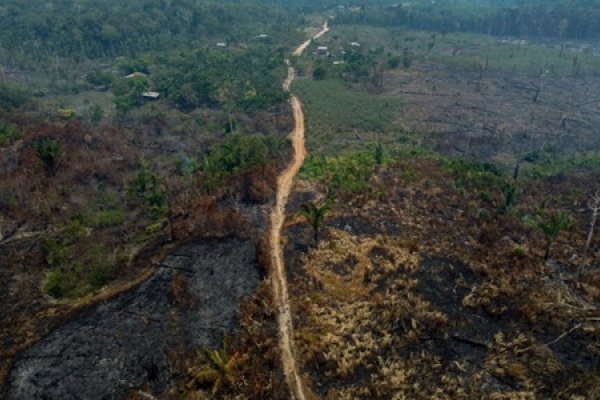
[579,190,600,281]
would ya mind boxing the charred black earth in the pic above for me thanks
[7,239,259,399]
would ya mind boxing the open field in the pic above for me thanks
[293,78,402,155]
[386,64,600,161]
[326,25,600,76]
[297,24,600,167]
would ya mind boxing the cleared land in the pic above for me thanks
[298,24,600,165]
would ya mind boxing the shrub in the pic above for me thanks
[175,156,198,176]
[43,240,69,267]
[512,246,527,258]
[201,134,287,191]
[91,209,125,228]
[90,105,104,123]
[57,108,76,119]
[442,159,503,190]
[44,269,72,298]
[387,56,401,69]
[146,220,165,234]
[88,263,118,289]
[0,82,30,110]
[313,66,327,80]
[85,70,113,86]
[0,121,21,146]
[299,152,376,193]
[44,262,117,299]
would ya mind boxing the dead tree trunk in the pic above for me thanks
[513,159,520,181]
[579,190,600,281]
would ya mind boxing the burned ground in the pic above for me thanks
[287,158,600,400]
[6,239,259,399]
[387,63,600,162]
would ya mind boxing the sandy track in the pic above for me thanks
[270,22,328,400]
[292,22,329,57]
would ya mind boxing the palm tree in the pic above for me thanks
[35,138,62,177]
[188,341,241,396]
[538,210,572,260]
[299,199,332,244]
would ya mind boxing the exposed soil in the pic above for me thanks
[270,21,329,400]
[6,239,260,399]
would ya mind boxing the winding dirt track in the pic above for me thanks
[270,22,328,400]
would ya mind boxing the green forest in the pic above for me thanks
[0,0,302,61]
[334,0,600,39]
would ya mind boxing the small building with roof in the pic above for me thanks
[142,91,160,100]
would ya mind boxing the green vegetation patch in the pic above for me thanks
[299,152,377,193]
[0,121,22,146]
[0,82,30,110]
[154,47,289,114]
[44,256,118,299]
[90,209,126,228]
[440,158,505,190]
[435,41,600,76]
[201,133,288,189]
[523,151,600,178]
[293,78,401,154]
[41,216,126,299]
[324,24,600,77]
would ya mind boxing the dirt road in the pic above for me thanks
[292,22,329,57]
[270,22,328,400]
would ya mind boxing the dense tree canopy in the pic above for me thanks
[153,47,289,113]
[333,0,600,40]
[0,0,302,62]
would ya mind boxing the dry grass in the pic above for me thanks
[288,158,600,399]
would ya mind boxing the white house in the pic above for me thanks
[142,91,160,99]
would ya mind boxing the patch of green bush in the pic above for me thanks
[130,163,168,219]
[299,152,376,193]
[201,133,287,189]
[43,243,119,299]
[512,246,527,258]
[44,269,73,299]
[0,82,30,110]
[525,152,600,178]
[441,159,504,190]
[85,70,113,87]
[0,121,21,146]
[44,261,118,299]
[91,209,125,228]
